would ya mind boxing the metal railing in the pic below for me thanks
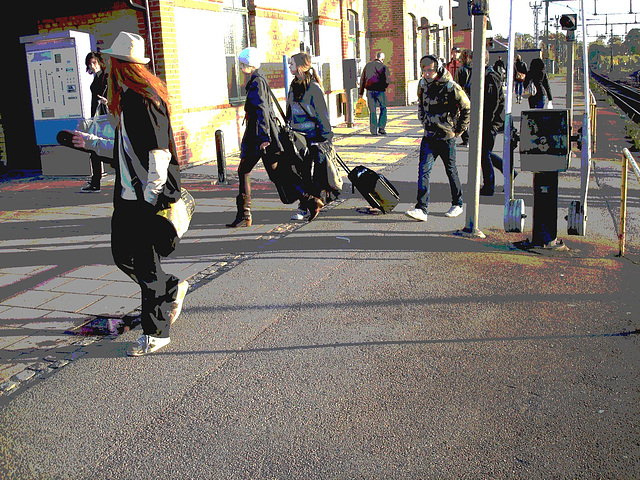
[619,148,640,256]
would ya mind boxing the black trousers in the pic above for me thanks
[89,153,102,187]
[111,200,180,338]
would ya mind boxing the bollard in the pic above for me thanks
[532,171,559,246]
[215,129,227,184]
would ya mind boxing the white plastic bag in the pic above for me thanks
[546,101,554,109]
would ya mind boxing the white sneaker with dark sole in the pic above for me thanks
[404,208,428,222]
[445,205,463,217]
[126,335,170,357]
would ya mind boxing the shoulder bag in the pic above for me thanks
[294,100,343,193]
[121,143,195,256]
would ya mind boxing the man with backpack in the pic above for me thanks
[359,52,390,136]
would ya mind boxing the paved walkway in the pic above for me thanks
[0,77,637,399]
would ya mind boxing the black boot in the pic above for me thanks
[226,194,252,228]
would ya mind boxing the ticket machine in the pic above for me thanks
[520,109,571,246]
[20,30,94,175]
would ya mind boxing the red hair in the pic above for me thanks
[108,57,171,118]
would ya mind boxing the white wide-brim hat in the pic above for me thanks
[102,32,150,64]
[238,47,262,69]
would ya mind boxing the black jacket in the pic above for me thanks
[241,71,282,159]
[90,71,108,116]
[484,66,505,135]
[359,60,389,95]
[114,88,181,208]
[524,70,552,104]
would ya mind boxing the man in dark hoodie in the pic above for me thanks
[359,52,390,135]
[405,55,470,222]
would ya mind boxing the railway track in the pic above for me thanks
[591,70,640,122]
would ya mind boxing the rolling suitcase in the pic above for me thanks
[335,153,400,213]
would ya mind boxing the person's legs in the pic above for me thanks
[416,137,437,212]
[89,153,102,187]
[377,91,388,134]
[112,202,179,343]
[367,91,378,135]
[480,132,496,194]
[227,155,260,227]
[441,137,463,206]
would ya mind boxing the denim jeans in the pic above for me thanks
[514,81,524,97]
[416,136,463,213]
[367,90,387,135]
[481,131,504,192]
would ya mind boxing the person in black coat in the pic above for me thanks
[513,54,528,104]
[72,32,188,356]
[226,47,273,228]
[480,51,507,196]
[524,58,553,109]
[80,52,109,193]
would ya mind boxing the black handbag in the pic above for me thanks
[121,147,195,257]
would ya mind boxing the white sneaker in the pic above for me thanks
[168,280,189,324]
[126,335,170,357]
[405,208,428,222]
[291,209,309,221]
[445,205,463,217]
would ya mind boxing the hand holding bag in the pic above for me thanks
[355,97,369,118]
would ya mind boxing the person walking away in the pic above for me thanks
[80,52,109,193]
[524,58,553,109]
[513,54,528,104]
[359,52,390,136]
[286,52,333,220]
[446,46,462,80]
[480,51,507,196]
[456,49,473,147]
[226,47,280,228]
[72,32,188,356]
[493,55,506,86]
[405,55,470,223]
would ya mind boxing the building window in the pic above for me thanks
[409,14,418,80]
[223,1,249,102]
[420,17,429,59]
[347,9,359,59]
[298,0,316,55]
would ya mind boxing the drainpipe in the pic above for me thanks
[125,0,156,74]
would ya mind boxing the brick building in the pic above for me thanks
[0,0,453,172]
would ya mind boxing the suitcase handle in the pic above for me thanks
[334,152,351,175]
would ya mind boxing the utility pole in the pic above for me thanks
[545,0,550,69]
[461,0,488,239]
[610,24,614,72]
[530,2,543,45]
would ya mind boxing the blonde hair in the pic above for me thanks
[107,57,170,118]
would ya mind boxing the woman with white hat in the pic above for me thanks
[72,31,188,357]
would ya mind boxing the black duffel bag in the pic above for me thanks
[263,121,309,204]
